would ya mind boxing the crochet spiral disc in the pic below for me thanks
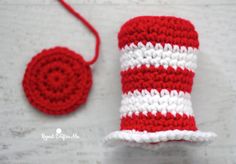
[23,47,92,115]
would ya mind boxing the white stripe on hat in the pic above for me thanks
[120,42,198,72]
[120,89,193,118]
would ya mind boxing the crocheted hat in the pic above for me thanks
[105,16,216,149]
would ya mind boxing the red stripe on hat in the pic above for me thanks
[121,65,194,94]
[118,16,199,49]
[120,112,197,132]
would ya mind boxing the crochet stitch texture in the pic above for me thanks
[23,47,92,115]
[105,16,216,149]
[22,0,100,115]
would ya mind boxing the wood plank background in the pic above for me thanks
[0,0,235,163]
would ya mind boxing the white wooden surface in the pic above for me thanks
[0,0,236,163]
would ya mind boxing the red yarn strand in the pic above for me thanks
[59,0,101,65]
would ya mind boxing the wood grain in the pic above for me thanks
[0,0,235,163]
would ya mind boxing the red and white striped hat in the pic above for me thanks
[105,16,216,149]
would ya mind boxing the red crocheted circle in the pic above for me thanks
[23,47,92,115]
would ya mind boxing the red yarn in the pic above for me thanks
[120,112,198,132]
[118,16,199,49]
[23,0,100,115]
[121,65,194,94]
[23,47,92,115]
[59,0,100,65]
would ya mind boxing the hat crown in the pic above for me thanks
[118,16,199,49]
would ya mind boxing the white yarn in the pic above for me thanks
[120,89,193,117]
[120,42,197,71]
[104,130,217,150]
